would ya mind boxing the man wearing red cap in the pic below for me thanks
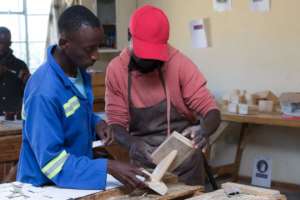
[105,5,221,185]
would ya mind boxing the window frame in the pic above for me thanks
[0,0,50,72]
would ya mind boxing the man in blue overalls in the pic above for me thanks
[17,5,147,190]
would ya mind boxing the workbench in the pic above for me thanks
[0,119,22,182]
[79,183,203,200]
[214,111,300,182]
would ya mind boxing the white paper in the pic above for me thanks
[0,175,122,200]
[250,0,270,12]
[95,112,107,121]
[213,0,232,12]
[92,140,104,148]
[190,19,208,48]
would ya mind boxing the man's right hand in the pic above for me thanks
[129,140,156,168]
[110,124,156,168]
[107,160,149,191]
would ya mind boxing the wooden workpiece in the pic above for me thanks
[186,182,286,200]
[151,131,194,172]
[252,91,279,105]
[143,150,178,195]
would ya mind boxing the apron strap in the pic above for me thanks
[128,67,133,123]
[158,69,171,136]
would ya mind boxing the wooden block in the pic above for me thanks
[245,93,255,105]
[229,90,247,104]
[222,182,280,197]
[238,104,258,115]
[230,95,241,104]
[143,150,178,195]
[238,104,249,115]
[279,92,300,104]
[253,91,278,105]
[227,103,238,113]
[258,100,274,112]
[186,190,278,200]
[151,150,177,182]
[186,182,283,200]
[151,132,194,172]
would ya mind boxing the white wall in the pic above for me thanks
[137,0,300,185]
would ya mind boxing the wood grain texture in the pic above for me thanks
[151,132,194,171]
[186,182,286,200]
[221,111,300,128]
[0,135,22,162]
[80,183,203,200]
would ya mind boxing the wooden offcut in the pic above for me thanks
[151,131,194,172]
[143,150,178,195]
[222,182,280,197]
[186,182,286,200]
[252,90,278,106]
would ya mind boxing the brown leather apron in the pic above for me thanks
[128,68,205,185]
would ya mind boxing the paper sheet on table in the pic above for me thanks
[190,19,208,48]
[0,174,122,200]
[213,0,232,12]
[250,0,270,12]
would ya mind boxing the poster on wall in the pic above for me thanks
[250,0,270,12]
[213,0,232,12]
[189,19,208,48]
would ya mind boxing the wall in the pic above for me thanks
[137,0,300,184]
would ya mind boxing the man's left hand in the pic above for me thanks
[95,121,114,146]
[182,125,208,149]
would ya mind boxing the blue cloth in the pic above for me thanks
[17,45,106,190]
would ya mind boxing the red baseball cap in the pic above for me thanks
[129,5,170,61]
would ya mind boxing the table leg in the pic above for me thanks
[233,123,249,181]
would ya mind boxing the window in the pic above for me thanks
[0,0,52,72]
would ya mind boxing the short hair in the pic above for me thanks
[58,5,101,34]
[0,27,11,41]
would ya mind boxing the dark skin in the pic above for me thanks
[53,25,148,190]
[183,109,221,149]
[106,53,221,166]
[109,110,221,167]
[0,32,11,57]
[0,32,30,83]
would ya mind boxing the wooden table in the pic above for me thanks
[214,111,300,182]
[0,120,22,182]
[80,183,204,200]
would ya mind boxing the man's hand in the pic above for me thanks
[182,125,208,149]
[183,109,221,149]
[108,160,149,191]
[129,140,156,168]
[96,121,114,146]
[18,69,30,83]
